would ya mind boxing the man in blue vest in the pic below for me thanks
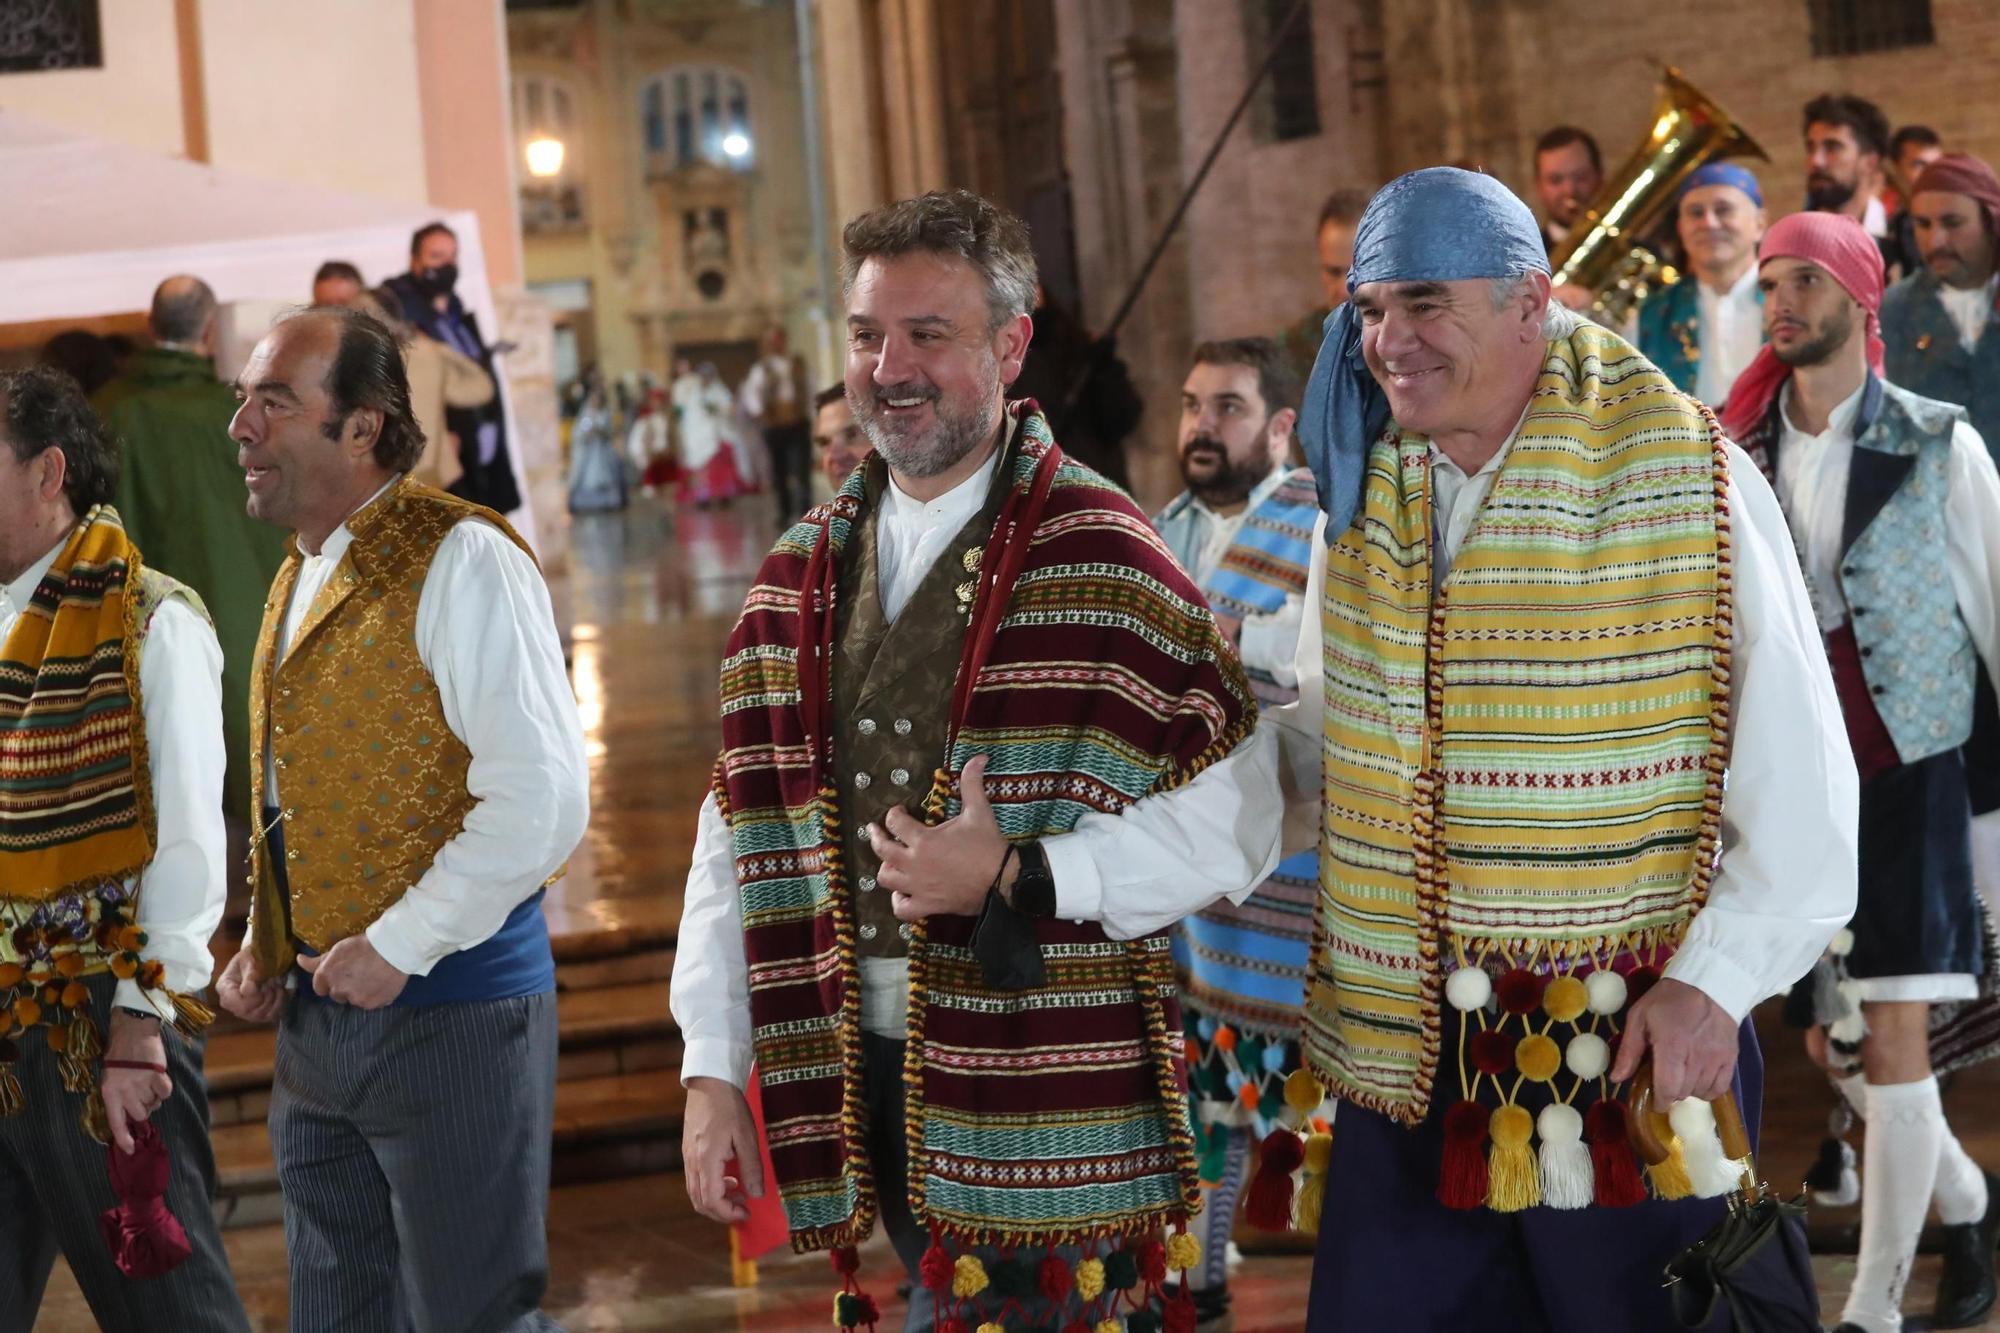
[1153,337,1319,1330]
[1881,153,2000,461]
[1630,163,1769,410]
[1721,211,2000,1333]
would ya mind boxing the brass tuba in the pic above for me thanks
[1549,68,1766,324]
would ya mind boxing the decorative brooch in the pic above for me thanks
[956,546,983,620]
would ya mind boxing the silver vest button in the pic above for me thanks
[857,719,878,736]
[890,768,910,786]
[898,923,913,941]
[858,876,877,892]
[854,772,872,790]
[859,923,878,940]
[894,719,913,735]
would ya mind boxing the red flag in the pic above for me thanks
[731,1064,789,1260]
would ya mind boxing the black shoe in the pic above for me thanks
[1934,1169,2000,1328]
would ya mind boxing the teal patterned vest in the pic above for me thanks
[1635,278,1702,395]
[1754,376,1975,764]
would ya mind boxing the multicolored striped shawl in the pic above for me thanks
[1305,324,1734,1124]
[715,405,1257,1251]
[1156,468,1321,1038]
[0,508,159,899]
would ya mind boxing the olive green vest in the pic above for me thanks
[832,457,1007,958]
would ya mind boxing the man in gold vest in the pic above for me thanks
[0,367,249,1331]
[1271,169,1860,1330]
[214,307,589,1333]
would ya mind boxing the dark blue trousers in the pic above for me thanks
[1306,1018,1815,1332]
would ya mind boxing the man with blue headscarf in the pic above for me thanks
[1261,168,1859,1329]
[1630,163,1771,408]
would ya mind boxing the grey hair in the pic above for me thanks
[840,189,1039,331]
[1488,273,1586,340]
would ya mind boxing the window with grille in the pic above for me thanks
[511,74,587,234]
[1806,0,1934,56]
[640,67,754,172]
[1243,0,1320,144]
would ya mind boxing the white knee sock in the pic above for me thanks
[1843,1078,1948,1333]
[1935,1124,1990,1226]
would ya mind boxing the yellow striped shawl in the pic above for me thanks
[1304,324,1733,1123]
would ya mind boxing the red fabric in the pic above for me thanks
[96,1122,190,1279]
[730,1065,790,1261]
[1823,623,1902,783]
[1721,212,1887,442]
[1913,153,2000,229]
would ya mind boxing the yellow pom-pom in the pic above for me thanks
[978,1325,1006,1333]
[1490,1103,1534,1148]
[1165,1231,1203,1272]
[1075,1257,1106,1300]
[1541,975,1588,1023]
[1302,1131,1334,1174]
[1097,1322,1123,1333]
[952,1254,989,1299]
[1283,1067,1323,1114]
[1515,1034,1562,1083]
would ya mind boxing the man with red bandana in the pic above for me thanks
[1723,212,2000,1333]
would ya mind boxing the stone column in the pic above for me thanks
[817,0,889,227]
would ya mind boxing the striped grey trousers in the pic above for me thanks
[0,972,249,1333]
[270,989,564,1333]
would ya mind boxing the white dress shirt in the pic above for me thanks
[1938,274,1999,354]
[1696,265,1765,409]
[673,442,1285,1088]
[1,534,227,1019]
[264,480,590,976]
[1264,439,1860,1024]
[739,354,800,426]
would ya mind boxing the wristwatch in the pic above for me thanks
[1006,840,1057,919]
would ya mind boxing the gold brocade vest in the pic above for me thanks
[830,460,1003,959]
[245,478,533,976]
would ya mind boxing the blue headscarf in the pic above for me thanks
[1299,167,1549,531]
[1678,162,1763,208]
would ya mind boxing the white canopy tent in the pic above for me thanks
[0,109,537,547]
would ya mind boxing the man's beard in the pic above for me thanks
[853,359,1000,480]
[1772,306,1857,370]
[1180,435,1275,508]
[1806,173,1859,212]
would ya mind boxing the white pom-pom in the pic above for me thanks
[1668,1097,1748,1198]
[1829,1011,1867,1044]
[1829,928,1855,957]
[1565,1032,1611,1079]
[1584,969,1627,1016]
[1667,1096,1716,1137]
[1538,1102,1584,1142]
[1445,966,1493,1012]
[1537,1103,1593,1209]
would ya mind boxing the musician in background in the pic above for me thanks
[1533,125,1602,255]
[1277,187,1373,388]
[1629,164,1770,409]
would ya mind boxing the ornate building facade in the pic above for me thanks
[509,0,821,394]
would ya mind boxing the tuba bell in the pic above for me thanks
[1549,68,1766,324]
